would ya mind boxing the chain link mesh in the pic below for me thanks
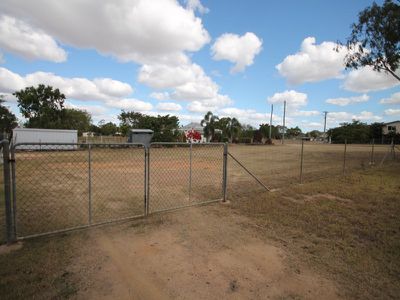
[149,143,224,213]
[90,144,145,223]
[12,143,145,238]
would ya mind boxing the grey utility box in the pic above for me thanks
[127,129,154,148]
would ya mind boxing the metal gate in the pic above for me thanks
[1,141,227,242]
[148,143,226,213]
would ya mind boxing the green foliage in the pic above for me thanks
[259,123,280,139]
[201,111,219,142]
[118,110,179,142]
[306,130,322,139]
[286,126,302,138]
[369,122,384,141]
[328,120,371,143]
[344,0,400,81]
[0,96,17,137]
[61,108,92,135]
[216,117,241,142]
[99,122,118,136]
[14,84,66,128]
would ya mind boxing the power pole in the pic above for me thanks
[323,111,328,142]
[269,104,273,140]
[282,101,286,144]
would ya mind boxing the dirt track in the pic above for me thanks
[72,204,338,299]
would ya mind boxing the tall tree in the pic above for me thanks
[0,96,17,138]
[343,0,400,81]
[217,117,241,143]
[200,111,219,142]
[13,84,65,128]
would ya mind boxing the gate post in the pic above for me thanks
[2,140,16,243]
[88,144,92,225]
[222,143,228,202]
[144,146,150,216]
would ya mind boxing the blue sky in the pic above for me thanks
[0,0,399,131]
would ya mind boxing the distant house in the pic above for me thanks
[382,121,400,135]
[179,122,206,143]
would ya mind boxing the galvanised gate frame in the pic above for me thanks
[1,140,227,243]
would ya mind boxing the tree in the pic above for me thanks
[0,96,17,138]
[343,0,400,81]
[200,111,219,142]
[14,84,66,128]
[370,122,384,141]
[99,122,118,136]
[61,108,92,135]
[217,117,241,143]
[328,120,371,143]
[307,130,322,139]
[118,110,179,142]
[286,126,302,138]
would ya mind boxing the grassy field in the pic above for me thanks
[230,163,400,299]
[0,142,395,242]
[0,162,398,299]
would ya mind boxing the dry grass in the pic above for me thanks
[0,142,395,241]
[230,163,400,299]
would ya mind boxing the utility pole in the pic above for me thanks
[282,100,286,144]
[323,111,328,143]
[269,104,273,140]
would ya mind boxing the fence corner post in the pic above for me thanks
[222,143,228,202]
[370,138,375,166]
[2,139,16,244]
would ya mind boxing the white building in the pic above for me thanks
[13,128,78,150]
[382,121,400,135]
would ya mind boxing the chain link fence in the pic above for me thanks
[0,141,226,242]
[149,143,224,213]
[0,139,398,244]
[227,140,398,201]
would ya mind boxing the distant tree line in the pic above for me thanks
[328,120,398,144]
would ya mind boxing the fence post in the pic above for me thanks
[2,140,16,243]
[343,139,347,175]
[145,146,150,216]
[370,138,375,165]
[299,139,304,184]
[189,142,192,202]
[88,144,92,225]
[222,143,228,202]
[391,137,395,160]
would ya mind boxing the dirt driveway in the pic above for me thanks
[64,204,338,299]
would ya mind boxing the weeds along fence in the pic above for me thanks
[226,139,398,201]
[0,139,398,244]
[0,141,226,244]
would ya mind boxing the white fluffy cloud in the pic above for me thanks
[327,111,381,124]
[211,32,262,73]
[326,94,369,106]
[150,92,170,101]
[0,15,66,62]
[156,102,182,111]
[185,0,209,14]
[139,62,232,112]
[343,66,400,92]
[0,67,133,102]
[384,109,400,116]
[267,90,308,107]
[291,110,320,117]
[106,98,153,111]
[276,37,347,85]
[380,92,400,105]
[0,0,210,65]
